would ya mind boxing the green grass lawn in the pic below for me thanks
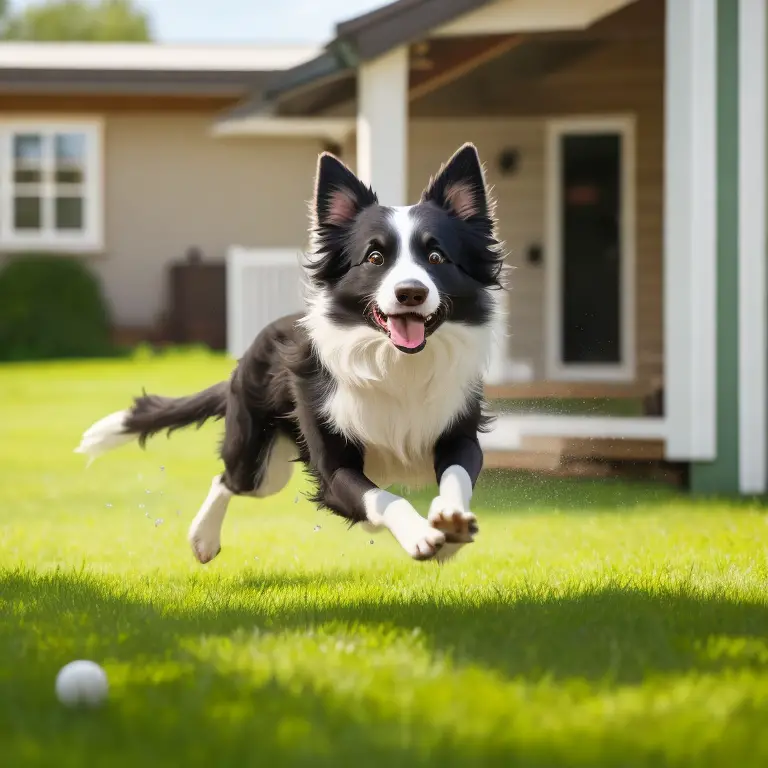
[2,349,768,767]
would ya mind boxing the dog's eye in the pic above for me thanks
[428,250,445,265]
[367,251,384,266]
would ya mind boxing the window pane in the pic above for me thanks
[14,197,42,230]
[55,133,86,184]
[55,197,84,230]
[14,134,43,183]
[14,134,42,162]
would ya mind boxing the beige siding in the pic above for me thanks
[408,119,547,376]
[413,39,664,386]
[96,113,321,327]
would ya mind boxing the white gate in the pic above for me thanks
[226,246,306,359]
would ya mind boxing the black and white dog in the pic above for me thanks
[76,143,506,563]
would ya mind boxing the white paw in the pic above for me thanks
[363,493,446,562]
[399,520,447,561]
[428,497,478,544]
[188,524,221,565]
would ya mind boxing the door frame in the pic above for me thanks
[544,114,636,382]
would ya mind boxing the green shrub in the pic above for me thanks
[0,255,116,361]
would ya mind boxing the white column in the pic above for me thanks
[357,46,409,206]
[663,0,717,461]
[738,0,767,494]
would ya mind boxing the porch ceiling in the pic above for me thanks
[217,0,663,128]
[265,34,612,118]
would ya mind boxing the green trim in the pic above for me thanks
[691,0,741,494]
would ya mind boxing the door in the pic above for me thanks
[546,117,635,381]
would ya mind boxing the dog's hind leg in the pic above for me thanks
[188,387,297,564]
[188,387,265,565]
[188,475,233,564]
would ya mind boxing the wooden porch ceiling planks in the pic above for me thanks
[408,34,525,102]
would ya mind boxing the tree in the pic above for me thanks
[3,0,153,42]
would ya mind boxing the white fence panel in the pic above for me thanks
[226,246,306,359]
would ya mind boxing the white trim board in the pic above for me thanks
[544,115,637,383]
[479,415,668,451]
[663,0,717,461]
[738,0,767,494]
[213,117,355,144]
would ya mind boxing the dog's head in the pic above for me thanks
[302,143,505,358]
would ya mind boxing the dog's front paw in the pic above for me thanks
[428,497,478,544]
[385,500,446,560]
[188,525,221,565]
[402,523,447,561]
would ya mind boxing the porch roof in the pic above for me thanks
[217,0,655,129]
[0,42,321,98]
[260,0,492,104]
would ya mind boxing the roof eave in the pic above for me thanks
[263,48,354,103]
[336,0,493,61]
[262,0,493,107]
[0,67,266,96]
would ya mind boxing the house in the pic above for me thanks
[0,0,764,497]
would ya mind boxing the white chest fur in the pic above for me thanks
[313,319,492,490]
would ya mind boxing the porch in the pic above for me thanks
[220,0,767,495]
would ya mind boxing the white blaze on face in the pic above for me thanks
[374,207,441,350]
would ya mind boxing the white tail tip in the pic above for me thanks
[74,410,135,464]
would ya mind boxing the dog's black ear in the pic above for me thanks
[421,143,490,222]
[313,152,377,229]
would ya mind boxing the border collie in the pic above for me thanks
[76,143,506,563]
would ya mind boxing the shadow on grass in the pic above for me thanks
[4,568,768,766]
[2,659,596,768]
[3,567,767,686]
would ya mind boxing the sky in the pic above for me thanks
[12,0,390,44]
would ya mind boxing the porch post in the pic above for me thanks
[663,0,718,464]
[737,0,767,494]
[357,46,409,206]
[689,0,741,494]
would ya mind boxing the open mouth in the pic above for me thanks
[370,305,441,353]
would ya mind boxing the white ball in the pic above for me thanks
[55,660,109,708]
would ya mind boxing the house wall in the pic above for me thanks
[407,119,546,378]
[95,113,320,328]
[409,37,665,386]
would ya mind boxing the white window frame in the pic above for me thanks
[544,114,637,383]
[0,117,104,252]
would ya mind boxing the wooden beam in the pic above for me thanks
[408,35,524,102]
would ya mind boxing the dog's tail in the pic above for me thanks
[74,381,228,463]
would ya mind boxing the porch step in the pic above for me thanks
[480,415,668,451]
[484,381,653,400]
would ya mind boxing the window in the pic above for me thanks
[0,119,103,251]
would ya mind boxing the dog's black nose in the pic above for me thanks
[395,280,428,307]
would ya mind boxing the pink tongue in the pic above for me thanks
[387,315,426,349]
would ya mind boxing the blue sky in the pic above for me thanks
[12,0,389,43]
